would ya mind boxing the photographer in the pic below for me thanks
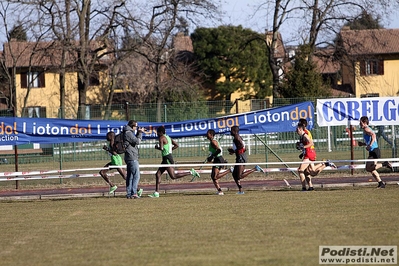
[123,120,144,199]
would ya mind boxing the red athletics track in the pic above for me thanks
[1,175,398,200]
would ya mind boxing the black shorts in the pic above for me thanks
[159,154,174,173]
[369,148,381,159]
[236,153,248,164]
[213,156,227,169]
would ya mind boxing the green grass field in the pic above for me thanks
[1,187,398,266]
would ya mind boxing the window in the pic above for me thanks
[20,72,45,88]
[21,106,47,118]
[360,93,379,98]
[359,59,384,76]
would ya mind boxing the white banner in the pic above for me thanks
[317,97,399,126]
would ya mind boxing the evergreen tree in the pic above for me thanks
[280,45,330,98]
[191,25,272,101]
[8,24,27,41]
[345,11,383,30]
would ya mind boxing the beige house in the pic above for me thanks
[2,40,108,118]
[338,27,399,98]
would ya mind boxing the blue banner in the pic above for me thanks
[0,101,313,145]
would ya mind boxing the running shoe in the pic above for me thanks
[137,188,143,197]
[307,187,314,191]
[377,181,386,189]
[148,192,160,198]
[382,161,393,171]
[236,191,245,195]
[190,168,200,179]
[324,160,337,169]
[109,185,118,194]
[216,191,224,195]
[255,165,265,173]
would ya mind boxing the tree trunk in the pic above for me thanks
[155,62,162,122]
[59,48,66,119]
[77,73,87,119]
[104,64,117,120]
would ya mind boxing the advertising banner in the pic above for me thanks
[0,101,313,145]
[317,97,399,126]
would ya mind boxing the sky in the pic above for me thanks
[218,0,399,46]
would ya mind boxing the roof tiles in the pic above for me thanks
[340,28,399,56]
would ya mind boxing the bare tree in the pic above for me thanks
[2,0,220,120]
[254,0,397,98]
[72,0,128,119]
[0,1,50,115]
[37,0,74,119]
[26,0,127,119]
[0,3,14,110]
[120,0,219,122]
[254,0,302,98]
[0,2,25,111]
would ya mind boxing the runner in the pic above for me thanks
[99,131,127,194]
[358,116,393,188]
[205,129,231,195]
[228,126,265,195]
[148,126,200,198]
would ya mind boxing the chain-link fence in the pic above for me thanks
[1,98,398,168]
